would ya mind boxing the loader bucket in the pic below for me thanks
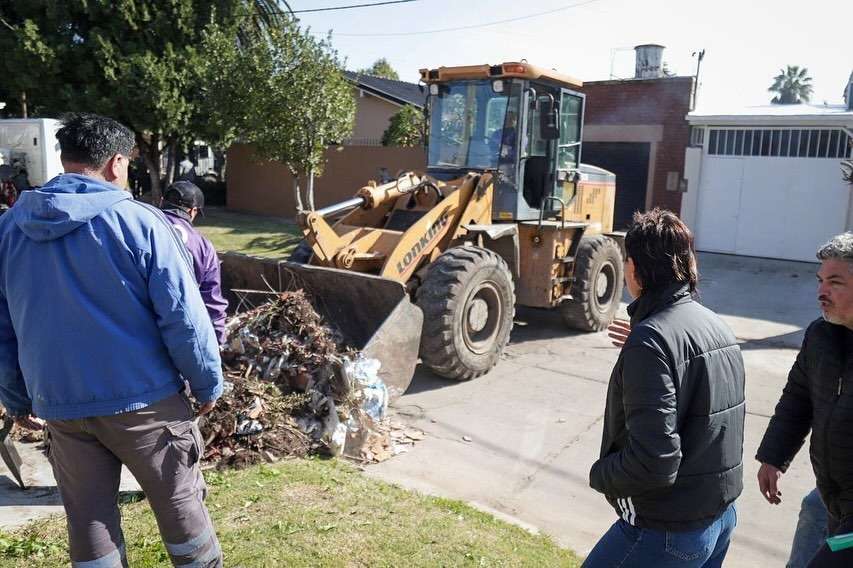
[277,262,423,400]
[220,253,423,399]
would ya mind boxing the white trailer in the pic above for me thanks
[0,119,63,187]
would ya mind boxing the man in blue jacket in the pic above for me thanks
[0,113,224,567]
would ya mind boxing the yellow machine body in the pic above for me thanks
[285,62,623,394]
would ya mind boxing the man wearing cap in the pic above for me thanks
[160,181,228,345]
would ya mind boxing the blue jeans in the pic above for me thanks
[582,503,737,568]
[787,488,828,568]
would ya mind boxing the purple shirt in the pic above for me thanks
[162,209,228,344]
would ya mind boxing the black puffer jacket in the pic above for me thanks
[590,283,746,531]
[756,319,853,522]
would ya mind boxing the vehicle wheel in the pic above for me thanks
[560,235,623,332]
[288,240,313,263]
[416,246,515,380]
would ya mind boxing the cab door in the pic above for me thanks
[555,89,585,206]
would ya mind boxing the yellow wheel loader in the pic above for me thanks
[283,62,624,398]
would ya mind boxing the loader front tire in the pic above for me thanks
[288,240,313,264]
[560,235,623,332]
[416,246,515,381]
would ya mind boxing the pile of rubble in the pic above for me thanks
[3,290,424,470]
[203,290,417,469]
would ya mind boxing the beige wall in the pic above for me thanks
[350,88,402,144]
[226,143,427,218]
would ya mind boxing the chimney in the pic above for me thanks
[634,44,665,79]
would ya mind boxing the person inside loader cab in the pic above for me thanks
[583,208,745,568]
[490,110,517,160]
[160,181,228,345]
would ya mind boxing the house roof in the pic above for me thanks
[344,71,425,108]
[688,103,853,127]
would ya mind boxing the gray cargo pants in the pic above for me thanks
[46,393,222,567]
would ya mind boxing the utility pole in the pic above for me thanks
[691,49,705,110]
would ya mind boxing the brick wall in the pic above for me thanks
[226,143,427,217]
[579,76,694,213]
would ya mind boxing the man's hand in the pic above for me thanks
[757,463,783,504]
[13,415,44,431]
[607,319,631,348]
[197,401,216,416]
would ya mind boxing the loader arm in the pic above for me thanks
[298,172,495,285]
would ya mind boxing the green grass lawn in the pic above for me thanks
[0,459,580,567]
[196,208,303,258]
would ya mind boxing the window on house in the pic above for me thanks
[743,130,754,155]
[760,130,771,156]
[790,130,801,157]
[707,127,853,159]
[770,130,780,156]
[690,126,705,147]
[781,130,791,156]
[723,130,735,155]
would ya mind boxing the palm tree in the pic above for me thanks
[248,0,294,33]
[234,0,295,47]
[768,65,813,104]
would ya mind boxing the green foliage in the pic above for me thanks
[382,104,425,147]
[0,0,253,198]
[201,19,355,180]
[5,459,581,567]
[0,530,63,559]
[357,57,399,80]
[769,65,813,104]
[195,208,302,257]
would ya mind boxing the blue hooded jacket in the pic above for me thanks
[0,174,223,420]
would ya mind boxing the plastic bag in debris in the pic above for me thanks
[320,399,345,456]
[344,357,387,421]
[330,421,348,456]
[235,419,263,436]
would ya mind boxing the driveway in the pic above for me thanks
[370,252,822,567]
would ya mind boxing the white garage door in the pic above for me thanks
[693,127,852,262]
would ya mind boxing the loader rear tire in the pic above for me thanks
[288,240,313,264]
[416,246,515,381]
[560,235,623,332]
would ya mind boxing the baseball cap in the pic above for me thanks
[163,181,205,213]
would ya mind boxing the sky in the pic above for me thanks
[292,0,853,112]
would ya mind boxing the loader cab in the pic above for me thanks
[424,63,585,222]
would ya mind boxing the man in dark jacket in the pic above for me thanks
[757,232,853,567]
[160,181,228,344]
[584,209,745,568]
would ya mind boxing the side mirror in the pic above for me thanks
[540,98,559,140]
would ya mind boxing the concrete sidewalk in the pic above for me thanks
[371,252,821,567]
[0,440,141,530]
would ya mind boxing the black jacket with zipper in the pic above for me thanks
[756,319,853,522]
[590,283,746,531]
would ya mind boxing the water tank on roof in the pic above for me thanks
[634,44,665,79]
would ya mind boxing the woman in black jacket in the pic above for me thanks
[583,209,746,568]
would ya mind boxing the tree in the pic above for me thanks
[769,65,813,104]
[202,20,355,212]
[0,1,287,201]
[357,58,399,80]
[382,105,425,147]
